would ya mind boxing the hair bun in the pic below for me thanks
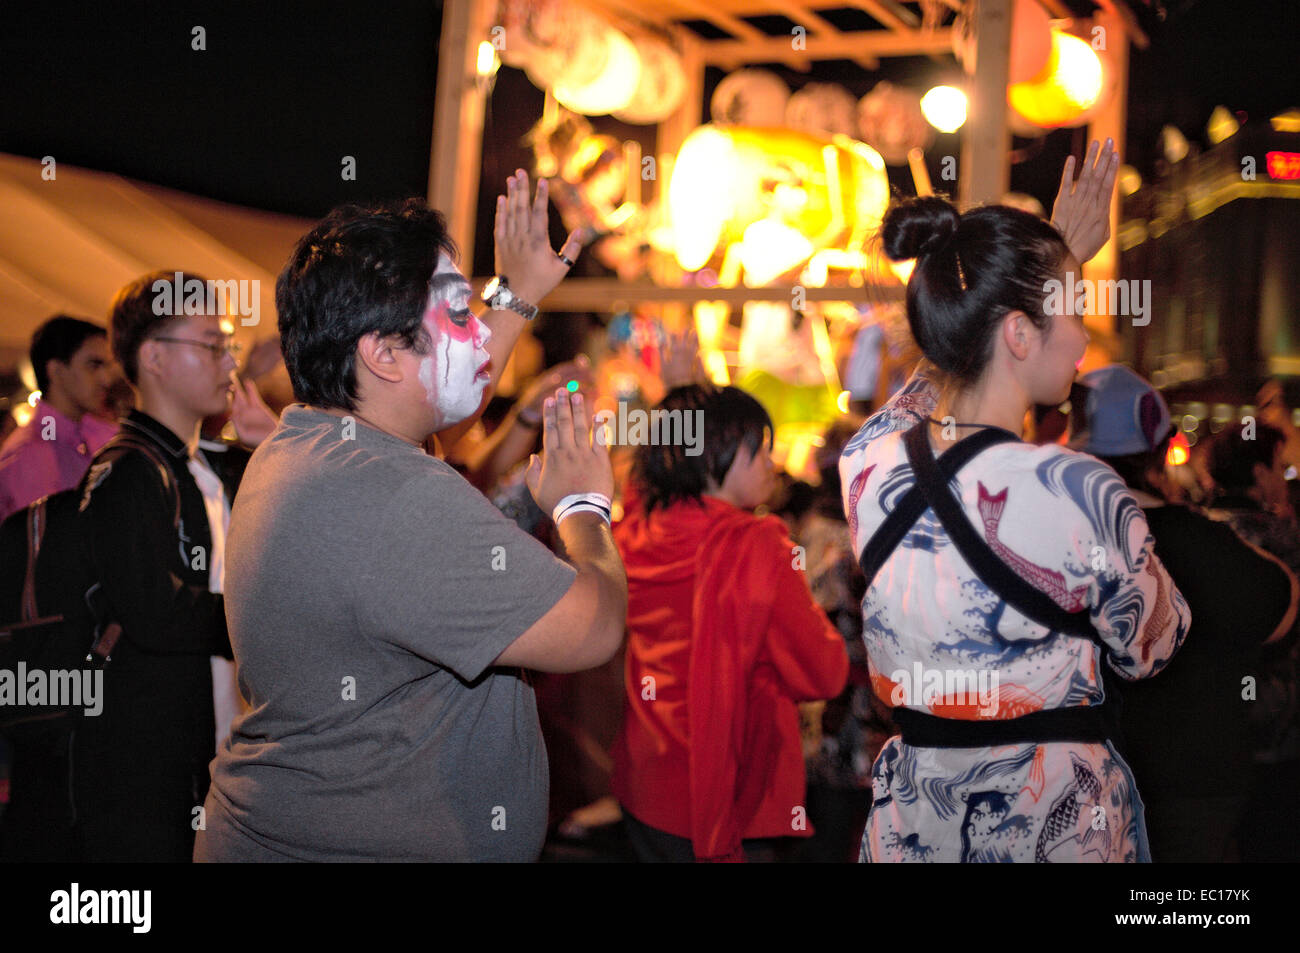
[881,196,961,261]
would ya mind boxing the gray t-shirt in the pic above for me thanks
[202,405,575,861]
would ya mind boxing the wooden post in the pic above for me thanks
[1083,9,1128,364]
[959,0,1012,208]
[653,27,704,331]
[429,0,494,262]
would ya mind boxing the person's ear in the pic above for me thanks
[136,339,166,383]
[1001,310,1034,361]
[355,332,405,386]
[44,358,66,394]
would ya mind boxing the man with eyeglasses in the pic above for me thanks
[70,270,276,861]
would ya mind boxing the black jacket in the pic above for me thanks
[72,409,236,862]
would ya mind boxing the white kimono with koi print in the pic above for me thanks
[840,368,1190,863]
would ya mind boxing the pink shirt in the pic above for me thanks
[0,399,119,522]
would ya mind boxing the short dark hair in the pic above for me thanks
[109,270,212,385]
[1208,422,1286,495]
[30,315,106,393]
[631,384,773,515]
[881,196,1070,388]
[276,198,458,411]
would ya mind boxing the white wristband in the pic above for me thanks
[553,492,612,526]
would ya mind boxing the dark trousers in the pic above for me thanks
[621,809,795,862]
[0,725,79,862]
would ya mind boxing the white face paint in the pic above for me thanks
[420,254,491,429]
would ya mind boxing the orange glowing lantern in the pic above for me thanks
[1008,29,1105,131]
[667,124,891,273]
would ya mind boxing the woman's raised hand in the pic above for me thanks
[1050,138,1121,265]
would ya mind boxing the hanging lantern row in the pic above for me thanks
[497,0,686,123]
[710,71,935,166]
[496,0,1115,137]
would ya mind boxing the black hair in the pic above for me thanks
[776,479,816,522]
[30,315,106,393]
[1098,434,1173,498]
[276,198,457,411]
[109,271,212,385]
[1208,422,1286,495]
[632,384,773,515]
[881,195,1071,388]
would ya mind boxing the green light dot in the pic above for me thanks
[566,379,579,393]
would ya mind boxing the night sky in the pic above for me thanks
[1,0,1295,276]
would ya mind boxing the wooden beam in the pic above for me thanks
[471,277,904,309]
[785,3,840,36]
[959,0,1011,207]
[654,26,703,305]
[841,0,920,31]
[655,0,768,41]
[429,0,495,262]
[702,26,953,64]
[657,28,704,160]
[1094,0,1149,49]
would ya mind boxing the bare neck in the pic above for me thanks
[137,391,202,455]
[930,376,1029,452]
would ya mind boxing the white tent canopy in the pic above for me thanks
[0,152,313,373]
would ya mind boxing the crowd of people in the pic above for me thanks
[1,144,1296,863]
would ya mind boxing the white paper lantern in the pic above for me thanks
[711,69,790,127]
[613,37,687,125]
[550,22,642,116]
[785,83,858,138]
[857,82,934,165]
[524,6,608,92]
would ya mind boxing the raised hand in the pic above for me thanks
[1050,138,1121,265]
[241,336,284,381]
[494,169,585,306]
[660,327,707,389]
[228,373,278,447]
[524,387,614,515]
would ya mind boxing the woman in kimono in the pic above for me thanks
[841,141,1191,862]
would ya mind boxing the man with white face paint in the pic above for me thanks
[417,254,493,430]
[195,175,627,862]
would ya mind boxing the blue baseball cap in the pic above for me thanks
[1069,365,1172,457]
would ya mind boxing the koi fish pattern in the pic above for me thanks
[840,369,1190,863]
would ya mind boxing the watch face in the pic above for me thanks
[482,276,501,301]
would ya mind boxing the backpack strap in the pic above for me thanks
[863,420,1122,749]
[858,424,1020,588]
[96,433,182,531]
[21,499,46,623]
[901,420,1096,639]
[79,434,184,665]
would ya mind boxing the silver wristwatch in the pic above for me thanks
[481,275,539,321]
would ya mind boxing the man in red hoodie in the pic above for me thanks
[611,383,849,862]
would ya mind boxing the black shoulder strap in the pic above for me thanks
[20,500,48,624]
[858,423,1019,588]
[97,433,182,531]
[902,421,1095,639]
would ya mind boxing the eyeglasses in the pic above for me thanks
[152,336,241,359]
